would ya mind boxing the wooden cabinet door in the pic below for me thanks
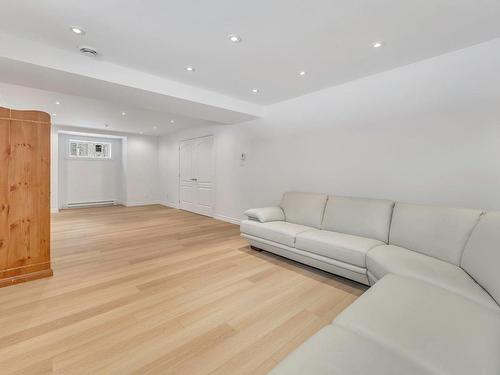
[0,118,10,273]
[8,120,50,269]
[0,108,52,286]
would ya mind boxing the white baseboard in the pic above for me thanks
[125,200,239,224]
[55,200,240,226]
[125,201,162,207]
[214,214,241,225]
[158,201,180,209]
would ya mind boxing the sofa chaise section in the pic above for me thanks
[267,323,433,375]
[334,274,500,375]
[269,274,500,375]
[242,192,500,374]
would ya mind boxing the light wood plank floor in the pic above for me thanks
[0,205,366,375]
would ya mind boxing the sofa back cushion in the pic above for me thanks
[280,192,328,229]
[322,196,395,242]
[461,212,500,306]
[389,203,482,265]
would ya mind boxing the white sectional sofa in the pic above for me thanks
[240,192,500,375]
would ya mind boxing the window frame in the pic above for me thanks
[68,139,113,160]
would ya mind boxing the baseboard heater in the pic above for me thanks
[63,200,116,209]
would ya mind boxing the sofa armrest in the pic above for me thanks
[244,207,285,223]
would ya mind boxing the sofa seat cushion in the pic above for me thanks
[335,274,500,375]
[268,324,432,375]
[367,245,497,308]
[240,220,312,247]
[296,230,383,268]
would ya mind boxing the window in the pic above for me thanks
[69,140,112,159]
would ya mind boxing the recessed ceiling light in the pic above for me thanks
[105,124,109,128]
[170,119,175,124]
[252,88,259,93]
[185,66,195,72]
[121,112,127,116]
[373,41,384,48]
[52,113,57,116]
[299,71,307,76]
[153,125,158,130]
[55,101,60,105]
[70,27,85,35]
[228,34,242,43]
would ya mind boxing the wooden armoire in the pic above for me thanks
[0,106,52,287]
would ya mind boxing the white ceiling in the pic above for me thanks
[0,81,213,135]
[1,0,500,133]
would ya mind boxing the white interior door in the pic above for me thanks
[179,136,214,216]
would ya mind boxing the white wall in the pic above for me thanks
[125,134,160,206]
[58,134,123,206]
[159,38,500,221]
[51,126,160,210]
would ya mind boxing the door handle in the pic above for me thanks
[191,178,198,181]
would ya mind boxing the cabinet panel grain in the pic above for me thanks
[0,107,52,287]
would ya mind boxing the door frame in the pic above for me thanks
[178,134,216,217]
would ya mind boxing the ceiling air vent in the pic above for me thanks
[80,46,98,57]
